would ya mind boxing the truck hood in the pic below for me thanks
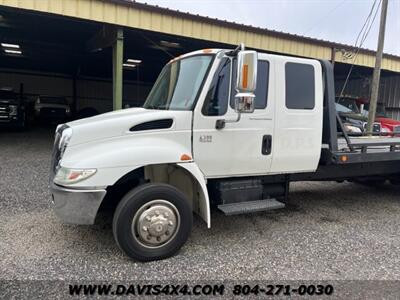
[66,107,192,146]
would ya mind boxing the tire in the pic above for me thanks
[112,183,192,262]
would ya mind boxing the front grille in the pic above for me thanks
[393,125,400,134]
[372,122,381,133]
[40,107,66,118]
[0,105,10,120]
[49,125,68,181]
[50,132,61,181]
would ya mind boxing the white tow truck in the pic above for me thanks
[50,44,400,261]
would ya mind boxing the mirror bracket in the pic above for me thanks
[215,119,226,130]
[215,113,242,130]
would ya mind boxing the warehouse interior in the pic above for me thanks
[0,5,399,129]
[0,8,229,117]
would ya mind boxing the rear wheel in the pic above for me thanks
[113,183,192,261]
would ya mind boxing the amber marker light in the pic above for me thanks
[340,155,348,162]
[242,64,248,89]
[180,154,192,161]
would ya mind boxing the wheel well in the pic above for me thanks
[99,167,145,212]
[99,164,204,220]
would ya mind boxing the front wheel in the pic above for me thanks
[113,183,192,261]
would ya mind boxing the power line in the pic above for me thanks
[354,0,378,47]
[337,0,381,102]
[303,0,347,35]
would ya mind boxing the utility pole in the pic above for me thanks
[366,0,388,134]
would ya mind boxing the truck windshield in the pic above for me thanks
[144,55,213,110]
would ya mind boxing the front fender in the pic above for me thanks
[177,162,210,228]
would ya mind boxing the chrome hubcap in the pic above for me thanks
[132,200,180,248]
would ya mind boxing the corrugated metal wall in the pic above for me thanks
[0,71,152,113]
[335,75,400,120]
[1,0,400,72]
[76,78,151,112]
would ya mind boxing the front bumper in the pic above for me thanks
[50,183,106,225]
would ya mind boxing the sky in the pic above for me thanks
[135,0,400,56]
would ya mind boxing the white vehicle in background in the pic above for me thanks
[35,95,71,123]
[50,44,400,261]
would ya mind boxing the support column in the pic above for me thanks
[112,28,124,111]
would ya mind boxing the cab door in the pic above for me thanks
[193,57,275,178]
[270,58,323,173]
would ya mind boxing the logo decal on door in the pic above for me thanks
[199,135,212,143]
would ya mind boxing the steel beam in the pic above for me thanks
[112,28,124,111]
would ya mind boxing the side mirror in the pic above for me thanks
[235,50,257,113]
[234,93,255,113]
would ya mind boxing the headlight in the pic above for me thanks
[9,105,17,116]
[54,167,97,185]
[344,124,362,133]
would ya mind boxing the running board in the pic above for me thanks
[218,199,285,215]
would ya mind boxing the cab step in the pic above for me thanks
[217,199,285,215]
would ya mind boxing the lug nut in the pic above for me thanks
[142,226,147,231]
[156,237,161,241]
[165,231,170,236]
[168,221,173,226]
[164,212,169,217]
[145,216,151,221]
[155,210,160,216]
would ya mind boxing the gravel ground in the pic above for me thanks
[1,127,400,283]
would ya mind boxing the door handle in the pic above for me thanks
[262,135,272,155]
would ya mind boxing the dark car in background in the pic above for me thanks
[0,89,29,129]
[336,97,382,136]
[34,96,71,124]
[335,102,381,136]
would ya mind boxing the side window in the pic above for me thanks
[230,60,269,109]
[285,62,315,109]
[202,59,231,116]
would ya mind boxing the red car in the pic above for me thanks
[355,97,400,135]
[375,116,400,134]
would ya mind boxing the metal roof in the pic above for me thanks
[1,0,400,72]
[126,0,400,59]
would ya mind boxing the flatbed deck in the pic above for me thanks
[338,136,400,152]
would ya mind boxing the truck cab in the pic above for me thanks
[50,45,400,261]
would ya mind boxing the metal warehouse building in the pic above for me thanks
[0,0,399,118]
